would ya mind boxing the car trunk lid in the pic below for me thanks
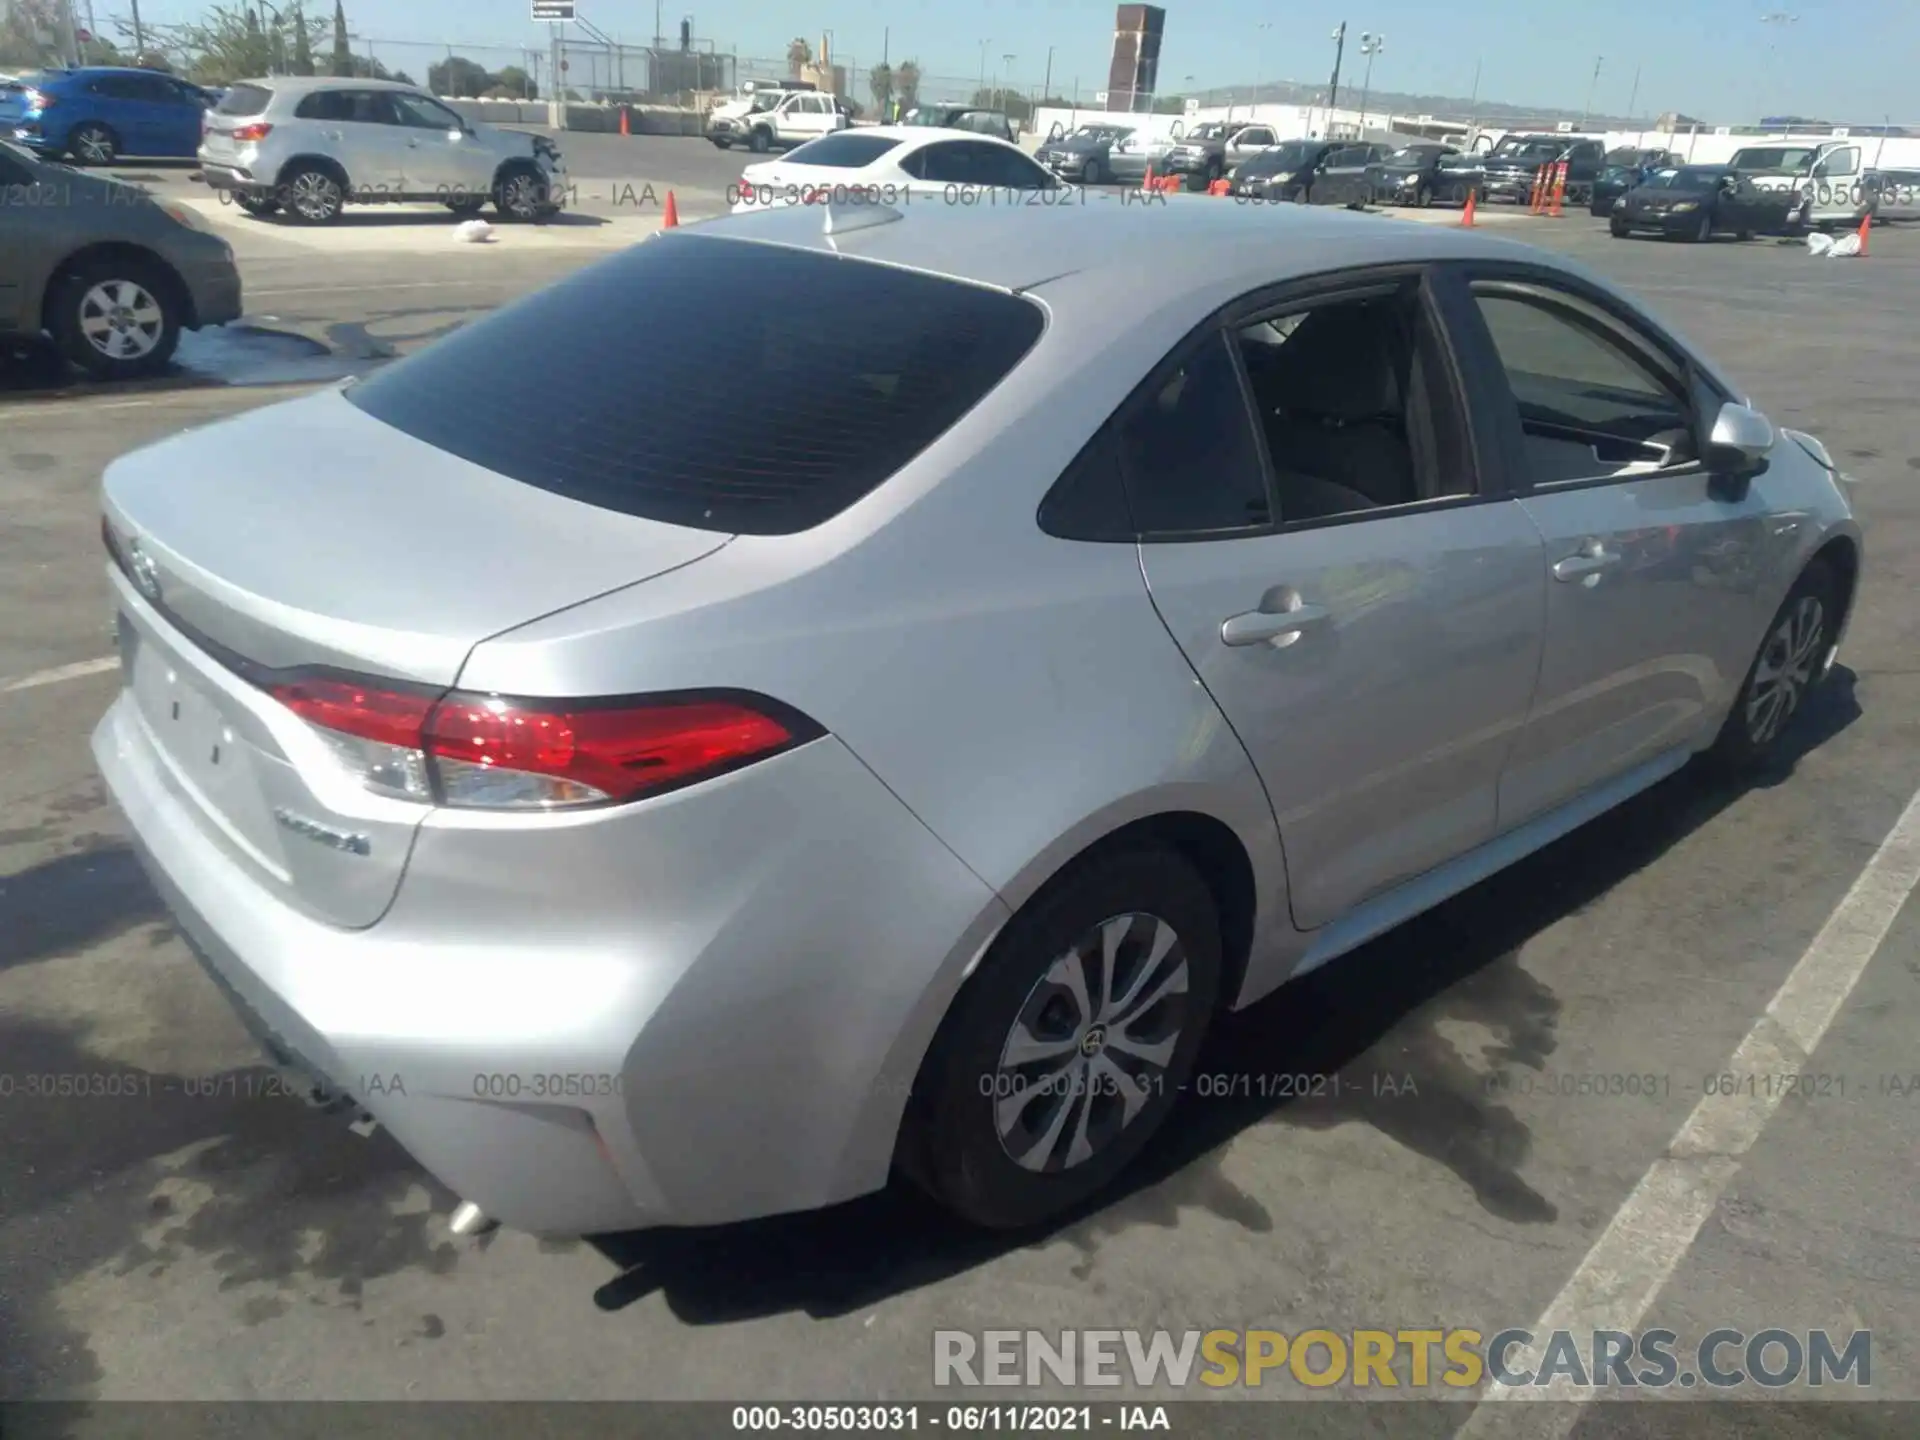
[101,385,730,927]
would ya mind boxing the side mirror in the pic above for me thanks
[1707,401,1773,497]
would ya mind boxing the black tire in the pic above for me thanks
[1414,182,1432,208]
[903,845,1221,1230]
[1082,157,1104,186]
[234,192,280,217]
[748,126,771,154]
[710,137,732,150]
[445,194,488,217]
[47,254,182,380]
[67,122,117,165]
[1702,559,1843,778]
[280,164,345,224]
[492,163,552,222]
[1736,226,1752,242]
[1610,215,1630,238]
[1692,209,1713,243]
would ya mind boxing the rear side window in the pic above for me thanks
[345,236,1046,536]
[783,133,902,168]
[218,84,273,115]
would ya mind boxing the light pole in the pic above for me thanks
[1356,31,1384,131]
[1580,54,1603,129]
[1253,21,1271,110]
[1000,53,1014,108]
[978,39,990,102]
[1327,22,1348,115]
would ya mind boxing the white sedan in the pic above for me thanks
[730,125,1075,213]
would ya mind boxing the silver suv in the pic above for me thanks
[198,76,568,224]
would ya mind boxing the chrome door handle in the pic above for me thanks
[1221,602,1329,647]
[1551,542,1621,582]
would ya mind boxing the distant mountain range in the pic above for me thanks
[1189,75,1656,130]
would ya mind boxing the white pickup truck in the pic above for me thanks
[708,89,849,153]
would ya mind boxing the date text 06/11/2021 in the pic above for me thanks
[730,1405,1171,1432]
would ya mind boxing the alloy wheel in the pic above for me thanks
[992,912,1191,1174]
[289,171,342,221]
[78,280,164,360]
[74,126,115,164]
[499,171,544,219]
[1745,596,1827,746]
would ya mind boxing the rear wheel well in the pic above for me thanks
[1035,812,1258,1015]
[41,243,192,333]
[276,154,350,191]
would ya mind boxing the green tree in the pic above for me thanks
[427,55,491,97]
[1,0,72,67]
[893,59,920,114]
[970,86,1030,121]
[785,36,811,77]
[489,65,536,99]
[290,4,315,74]
[330,0,352,76]
[868,61,892,119]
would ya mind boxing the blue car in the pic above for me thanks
[4,67,215,165]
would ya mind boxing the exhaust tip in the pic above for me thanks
[449,1201,499,1238]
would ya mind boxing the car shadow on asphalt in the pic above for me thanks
[585,667,1862,1324]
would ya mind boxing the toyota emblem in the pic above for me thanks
[126,539,162,604]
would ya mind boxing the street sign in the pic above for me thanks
[1094,90,1108,103]
[532,0,576,19]
[75,27,92,42]
[1183,97,1199,116]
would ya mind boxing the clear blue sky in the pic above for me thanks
[121,0,1915,121]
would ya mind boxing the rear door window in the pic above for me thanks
[217,83,273,115]
[784,132,902,167]
[344,236,1046,535]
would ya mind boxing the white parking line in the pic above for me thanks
[1454,782,1920,1438]
[0,657,117,693]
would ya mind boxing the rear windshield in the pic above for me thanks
[344,236,1046,536]
[783,133,902,168]
[216,83,273,115]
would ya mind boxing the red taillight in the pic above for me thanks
[272,676,437,751]
[268,677,815,811]
[230,122,273,142]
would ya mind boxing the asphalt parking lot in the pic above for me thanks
[2,178,1918,1431]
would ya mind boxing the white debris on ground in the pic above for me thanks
[1807,231,1863,258]
[454,219,495,244]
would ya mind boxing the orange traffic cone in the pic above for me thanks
[1547,161,1567,217]
[1143,164,1154,191]
[619,106,631,137]
[662,190,679,228]
[1856,211,1870,256]
[1461,188,1477,227]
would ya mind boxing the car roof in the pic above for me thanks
[796,124,1026,154]
[226,75,425,93]
[705,192,1558,295]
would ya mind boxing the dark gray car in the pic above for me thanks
[0,138,241,378]
[1034,123,1133,185]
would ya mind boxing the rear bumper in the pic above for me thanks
[95,639,1007,1235]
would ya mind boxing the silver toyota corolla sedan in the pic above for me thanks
[94,197,1862,1238]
